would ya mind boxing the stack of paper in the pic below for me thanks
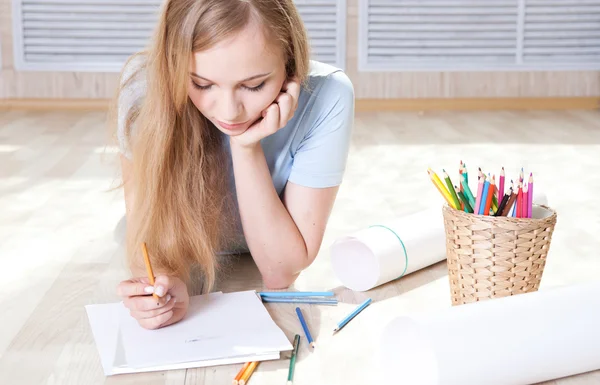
[85,290,293,375]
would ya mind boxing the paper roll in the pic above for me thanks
[330,208,447,292]
[379,280,600,385]
[330,193,550,292]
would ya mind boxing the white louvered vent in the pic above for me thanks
[12,0,346,72]
[359,0,600,71]
[296,0,346,69]
[523,0,600,64]
[359,0,519,71]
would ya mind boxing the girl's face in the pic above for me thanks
[188,20,288,136]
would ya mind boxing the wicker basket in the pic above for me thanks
[442,204,557,306]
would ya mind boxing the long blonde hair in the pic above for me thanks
[110,0,310,292]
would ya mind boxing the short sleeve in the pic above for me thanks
[287,71,355,188]
[116,55,147,159]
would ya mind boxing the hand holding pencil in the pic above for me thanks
[116,243,190,330]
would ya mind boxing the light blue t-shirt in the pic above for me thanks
[118,59,355,252]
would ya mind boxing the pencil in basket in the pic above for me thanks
[428,164,534,217]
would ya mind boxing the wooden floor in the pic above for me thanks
[1,109,600,384]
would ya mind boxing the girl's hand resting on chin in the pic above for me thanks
[230,77,301,149]
[117,275,189,330]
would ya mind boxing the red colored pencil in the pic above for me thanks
[484,175,495,216]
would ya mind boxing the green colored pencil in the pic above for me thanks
[442,170,461,210]
[456,187,474,213]
[460,174,476,208]
[287,334,300,384]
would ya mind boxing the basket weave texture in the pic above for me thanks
[442,204,557,306]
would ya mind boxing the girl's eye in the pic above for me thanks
[191,81,212,91]
[244,82,265,92]
[191,81,265,92]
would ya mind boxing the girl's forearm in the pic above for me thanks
[230,141,308,288]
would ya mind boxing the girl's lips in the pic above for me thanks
[216,120,248,130]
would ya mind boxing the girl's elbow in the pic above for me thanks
[262,273,300,290]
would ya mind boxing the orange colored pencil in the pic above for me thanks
[233,362,251,385]
[483,175,495,215]
[239,361,259,385]
[141,242,159,302]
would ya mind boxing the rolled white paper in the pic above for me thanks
[330,208,446,292]
[379,280,600,385]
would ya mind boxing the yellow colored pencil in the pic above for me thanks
[239,361,259,385]
[141,242,159,303]
[428,168,457,209]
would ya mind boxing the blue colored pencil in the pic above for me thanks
[333,298,372,333]
[295,307,315,348]
[261,297,338,305]
[259,291,334,298]
[479,180,490,215]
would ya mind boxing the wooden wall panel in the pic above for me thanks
[1,0,599,100]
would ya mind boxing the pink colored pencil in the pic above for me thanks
[498,167,505,202]
[527,173,534,218]
[474,175,484,215]
[522,183,529,218]
[516,181,523,218]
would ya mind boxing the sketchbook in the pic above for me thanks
[85,290,293,376]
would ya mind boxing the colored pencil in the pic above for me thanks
[141,242,160,304]
[333,298,372,333]
[463,162,469,184]
[459,162,465,211]
[456,186,474,213]
[502,190,517,217]
[511,199,517,217]
[523,183,529,219]
[517,182,523,218]
[239,361,259,385]
[479,179,490,215]
[428,168,457,209]
[443,170,461,210]
[474,176,484,215]
[460,174,476,208]
[287,334,300,385]
[528,173,534,218]
[261,297,338,305]
[295,307,315,349]
[499,167,505,202]
[259,291,334,298]
[484,175,495,216]
[494,192,510,217]
[233,362,251,385]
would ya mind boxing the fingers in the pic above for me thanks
[153,275,175,298]
[130,296,176,320]
[282,78,300,110]
[263,104,280,135]
[124,293,172,312]
[117,280,155,298]
[275,92,294,128]
[138,310,174,330]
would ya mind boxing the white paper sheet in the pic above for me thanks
[330,208,446,291]
[379,280,600,385]
[85,291,293,376]
[330,192,550,292]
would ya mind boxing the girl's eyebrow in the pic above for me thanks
[189,71,272,83]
